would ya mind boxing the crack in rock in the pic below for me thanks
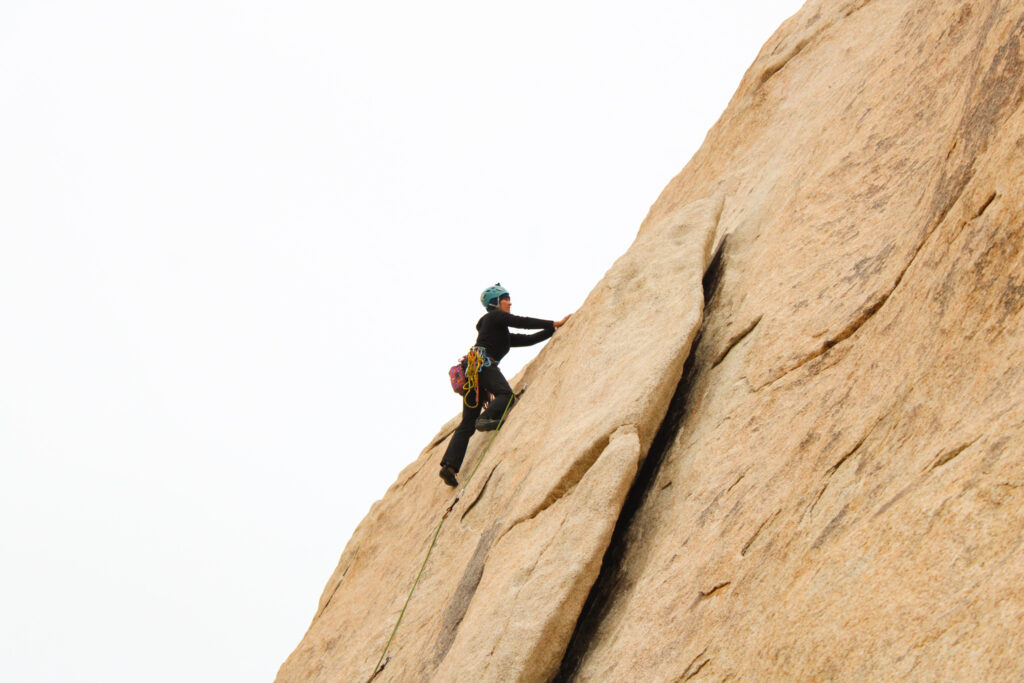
[756,199,946,391]
[928,437,982,471]
[741,510,781,557]
[460,464,501,522]
[503,431,617,534]
[712,315,763,368]
[691,581,732,608]
[679,648,711,681]
[826,426,876,477]
[433,427,643,681]
[552,225,728,682]
[805,483,829,519]
[755,67,1022,392]
[974,192,998,219]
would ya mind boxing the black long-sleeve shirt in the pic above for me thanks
[474,310,555,363]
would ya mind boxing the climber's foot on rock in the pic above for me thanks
[439,465,458,487]
[475,418,501,432]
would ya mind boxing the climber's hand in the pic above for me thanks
[553,315,571,329]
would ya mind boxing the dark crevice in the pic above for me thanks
[552,238,728,681]
[703,235,730,306]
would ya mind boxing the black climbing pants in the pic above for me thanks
[440,364,513,472]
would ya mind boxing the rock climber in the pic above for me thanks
[439,283,570,487]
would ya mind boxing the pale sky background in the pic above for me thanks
[1,2,804,681]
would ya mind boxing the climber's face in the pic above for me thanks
[499,297,512,313]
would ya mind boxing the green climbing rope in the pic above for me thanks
[368,396,515,682]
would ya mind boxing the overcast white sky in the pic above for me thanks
[0,2,804,681]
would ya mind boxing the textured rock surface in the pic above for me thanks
[277,196,718,681]
[280,0,1024,680]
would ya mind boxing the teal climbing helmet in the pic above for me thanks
[480,283,510,310]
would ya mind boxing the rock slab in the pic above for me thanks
[276,196,717,681]
[279,0,1024,680]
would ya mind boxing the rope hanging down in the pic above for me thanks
[368,394,516,682]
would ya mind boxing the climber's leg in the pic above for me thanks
[476,365,513,431]
[441,398,483,476]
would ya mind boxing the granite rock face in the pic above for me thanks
[279,0,1024,680]
[277,195,719,681]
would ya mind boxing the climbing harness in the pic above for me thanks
[367,395,515,682]
[448,347,492,409]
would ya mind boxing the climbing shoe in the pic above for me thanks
[475,418,501,432]
[439,465,458,487]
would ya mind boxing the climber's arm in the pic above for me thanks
[510,328,555,347]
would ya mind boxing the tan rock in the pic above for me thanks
[280,0,1024,680]
[434,426,640,682]
[277,196,717,681]
[562,0,1024,679]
